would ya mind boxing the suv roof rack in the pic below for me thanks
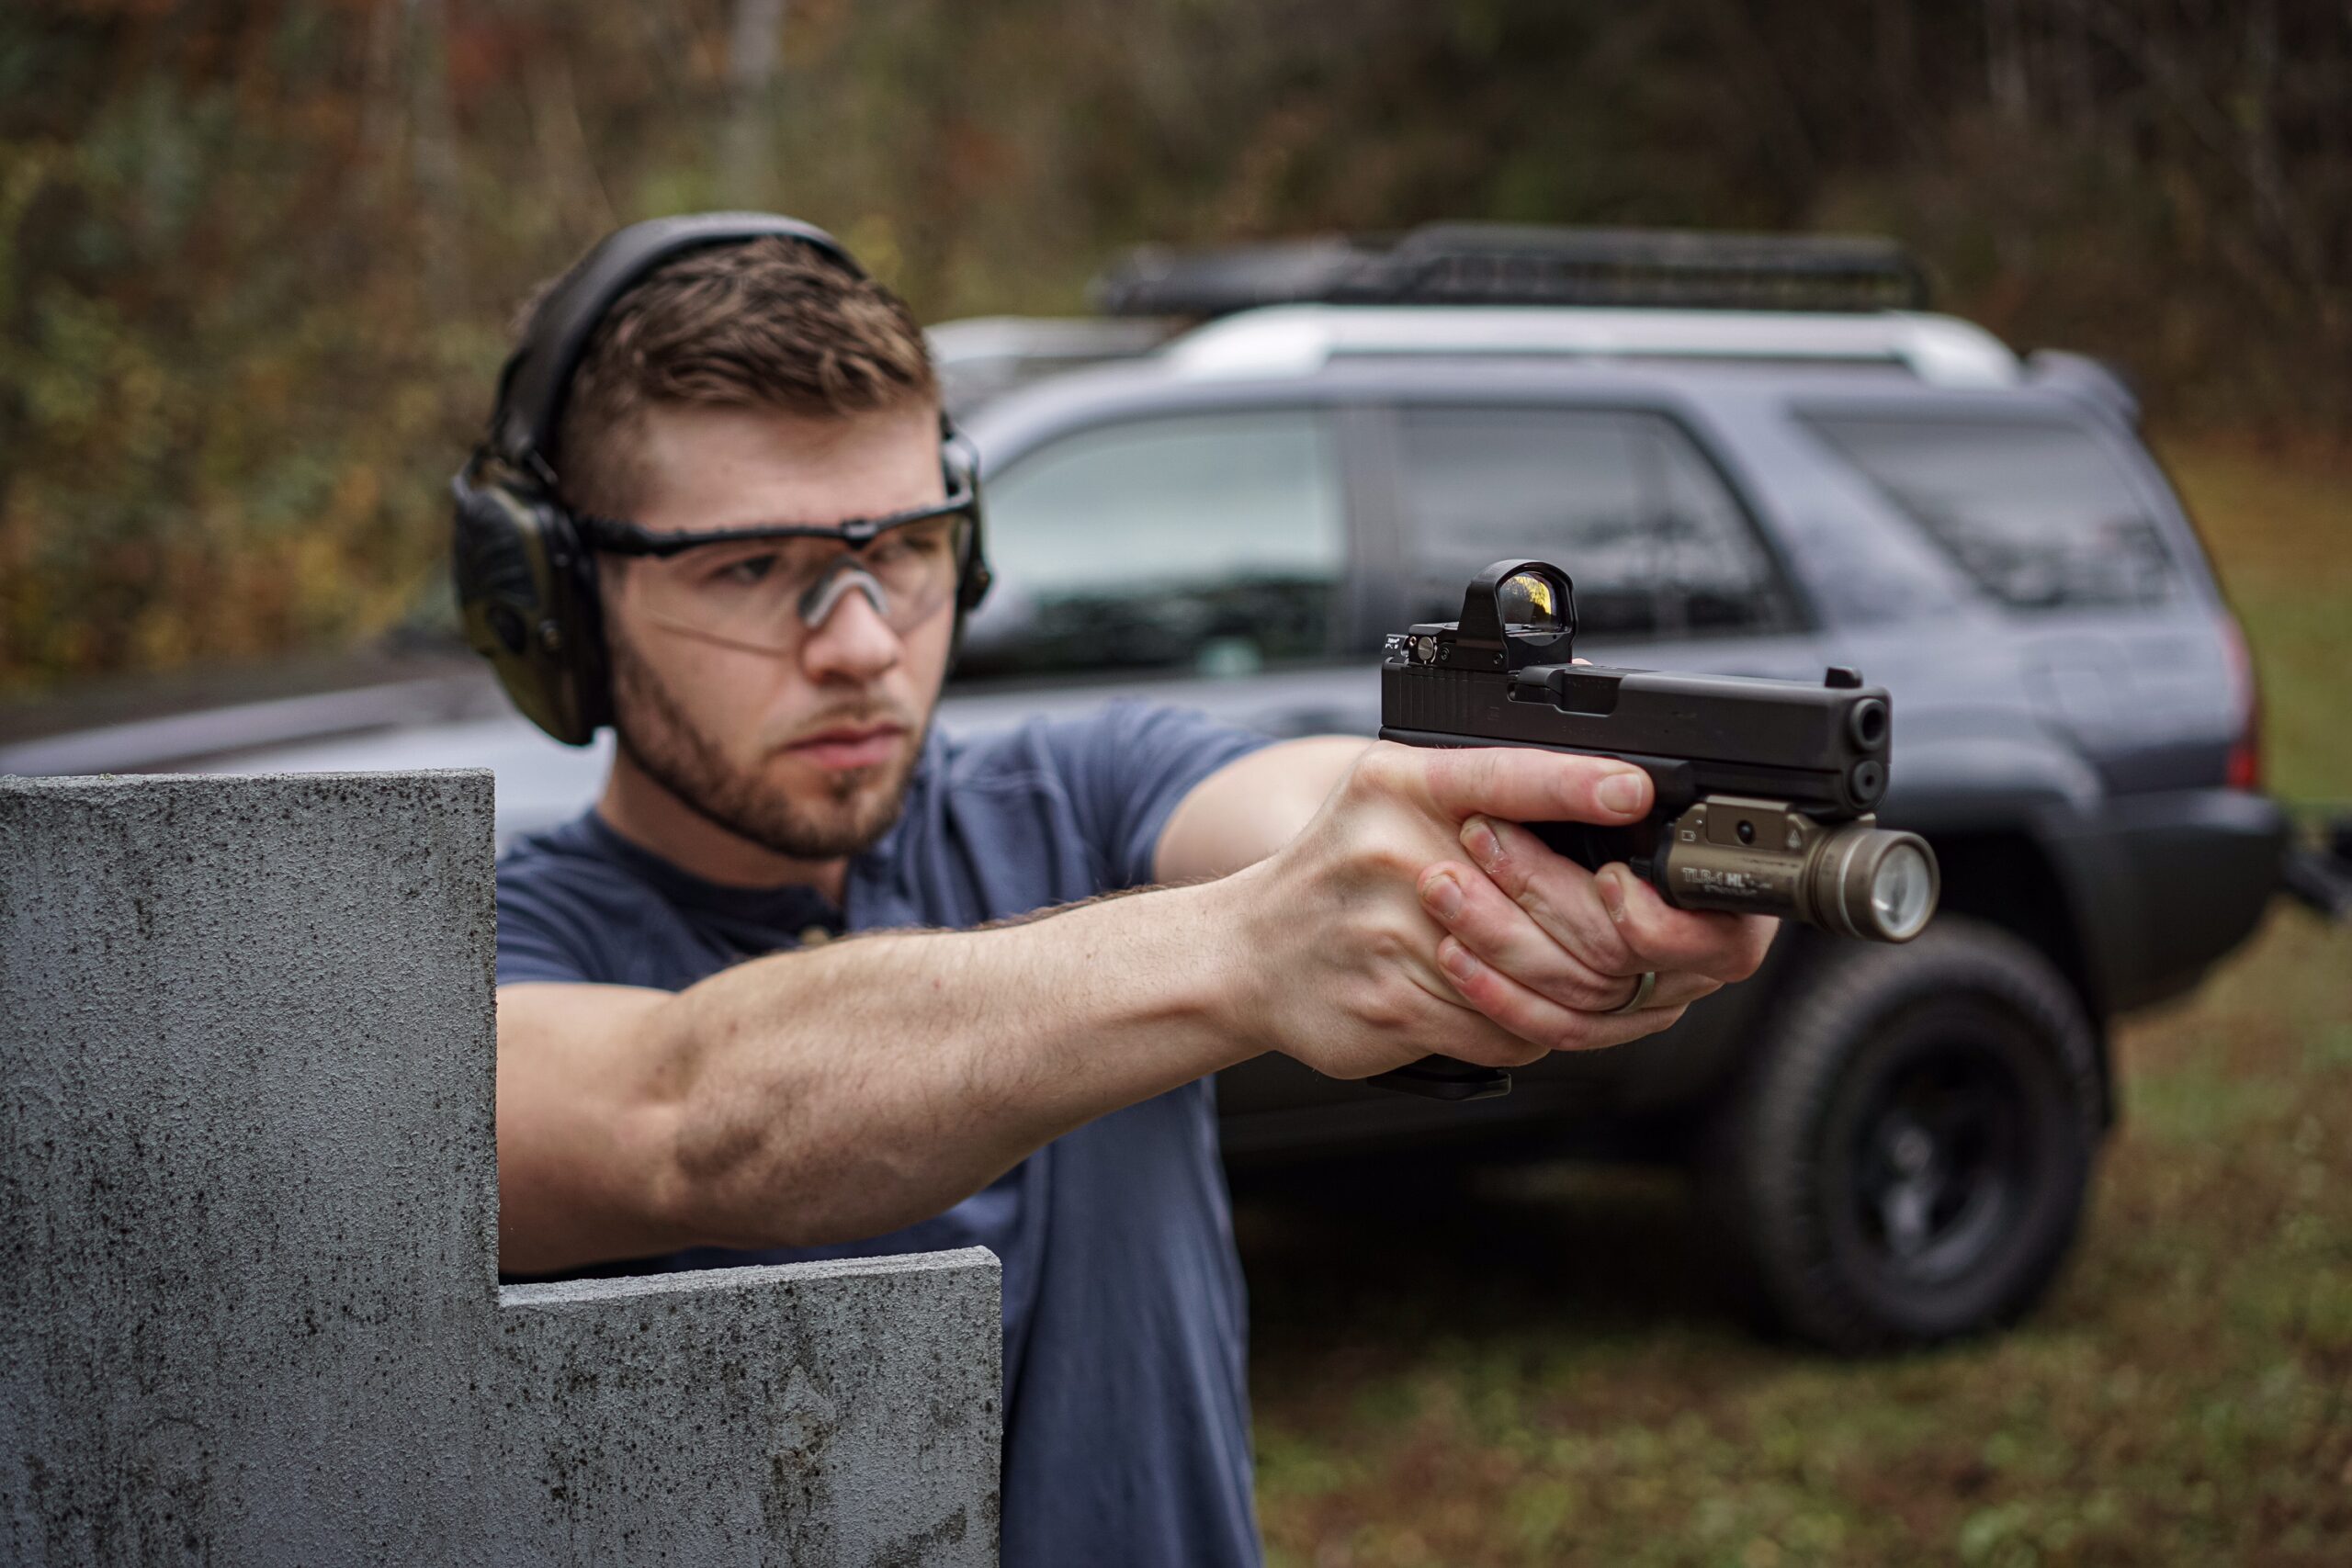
[1160,304,2021,389]
[926,316,1171,415]
[1094,224,1932,318]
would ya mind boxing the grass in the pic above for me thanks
[1240,433,2352,1567]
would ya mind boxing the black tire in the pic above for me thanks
[1698,917,2103,1353]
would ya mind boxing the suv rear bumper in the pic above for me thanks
[2043,787,2289,1014]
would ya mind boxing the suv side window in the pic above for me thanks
[1804,412,2181,611]
[1394,407,1789,638]
[965,410,1345,679]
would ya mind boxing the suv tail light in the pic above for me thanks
[2220,614,2262,792]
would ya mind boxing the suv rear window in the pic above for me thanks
[1394,407,1790,639]
[1804,413,2180,610]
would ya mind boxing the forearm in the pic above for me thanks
[643,871,1259,1251]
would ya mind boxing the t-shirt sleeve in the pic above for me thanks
[495,854,617,987]
[1036,701,1275,889]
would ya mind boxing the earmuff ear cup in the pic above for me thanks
[945,439,992,615]
[450,471,609,747]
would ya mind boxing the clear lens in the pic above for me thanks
[1870,842,1935,941]
[1498,569,1566,631]
[635,516,966,653]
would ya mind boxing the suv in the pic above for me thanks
[0,228,2294,1350]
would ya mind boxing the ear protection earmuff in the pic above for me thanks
[450,211,992,746]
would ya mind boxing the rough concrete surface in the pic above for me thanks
[0,771,1000,1565]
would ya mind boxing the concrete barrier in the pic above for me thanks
[0,771,1000,1566]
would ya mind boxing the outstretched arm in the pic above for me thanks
[497,876,1250,1274]
[496,743,1772,1275]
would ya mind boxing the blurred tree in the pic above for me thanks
[0,0,2344,692]
[722,0,786,206]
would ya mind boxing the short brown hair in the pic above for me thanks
[530,237,936,516]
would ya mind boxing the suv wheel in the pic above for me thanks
[1699,918,2102,1352]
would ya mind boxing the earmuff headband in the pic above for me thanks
[491,212,866,477]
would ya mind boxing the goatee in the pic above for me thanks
[606,626,924,862]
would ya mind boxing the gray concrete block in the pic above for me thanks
[1,772,999,1565]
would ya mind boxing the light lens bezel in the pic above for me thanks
[1868,841,1937,942]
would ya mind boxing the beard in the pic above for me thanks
[605,624,927,862]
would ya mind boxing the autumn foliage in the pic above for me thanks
[2,1,2345,692]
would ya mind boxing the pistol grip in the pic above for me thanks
[1365,1055,1514,1100]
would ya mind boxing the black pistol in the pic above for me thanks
[1372,558,1939,1101]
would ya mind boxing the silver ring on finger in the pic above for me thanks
[1606,970,1658,1015]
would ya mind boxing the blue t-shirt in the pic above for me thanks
[495,701,1273,1568]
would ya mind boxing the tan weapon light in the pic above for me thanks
[1656,796,1939,942]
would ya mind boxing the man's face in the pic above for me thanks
[598,400,956,863]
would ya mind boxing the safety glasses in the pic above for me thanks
[578,484,977,655]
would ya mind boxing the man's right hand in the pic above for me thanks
[1220,741,1775,1081]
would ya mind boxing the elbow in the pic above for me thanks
[628,995,804,1250]
[660,1095,954,1251]
[651,1098,797,1251]
[639,992,965,1249]
[656,1094,861,1251]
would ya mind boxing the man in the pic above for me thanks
[472,216,1771,1565]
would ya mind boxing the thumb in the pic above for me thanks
[1415,746,1652,826]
